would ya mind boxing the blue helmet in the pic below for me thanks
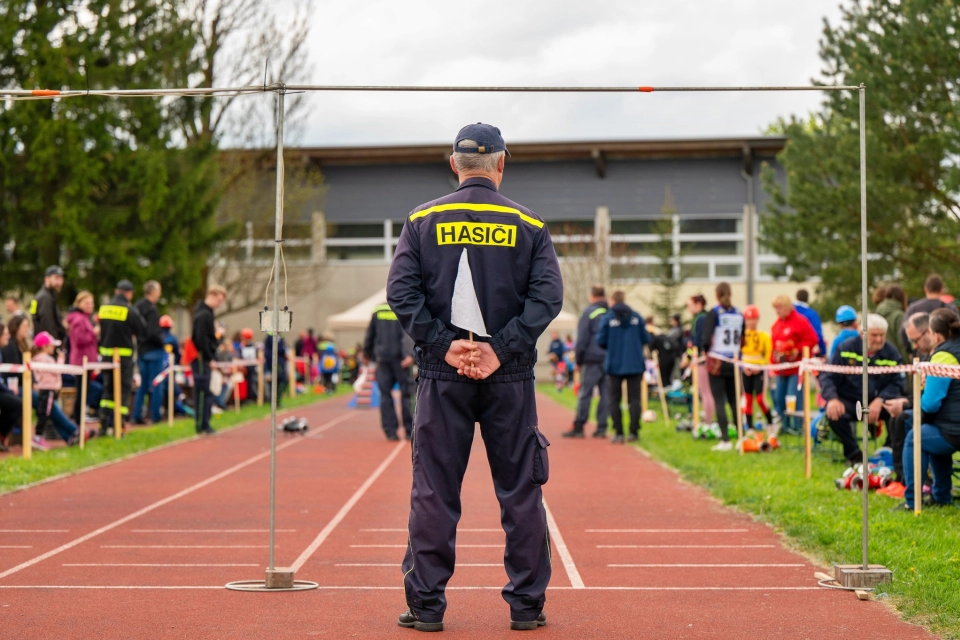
[835,305,857,324]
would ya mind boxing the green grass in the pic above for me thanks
[539,384,960,639]
[0,387,349,495]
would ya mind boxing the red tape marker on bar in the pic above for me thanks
[638,86,654,92]
[31,90,61,96]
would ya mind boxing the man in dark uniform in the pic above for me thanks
[98,280,145,436]
[133,280,166,424]
[31,265,66,347]
[563,284,609,438]
[388,123,563,632]
[192,284,227,435]
[364,302,415,440]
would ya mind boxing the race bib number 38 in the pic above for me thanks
[437,222,517,247]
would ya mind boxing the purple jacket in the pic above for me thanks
[66,310,99,366]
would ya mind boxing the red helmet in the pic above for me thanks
[743,305,760,320]
[241,328,255,341]
[159,314,173,328]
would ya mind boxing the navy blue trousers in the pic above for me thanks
[402,377,551,623]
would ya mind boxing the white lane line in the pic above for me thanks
[290,440,406,572]
[63,563,259,567]
[0,411,352,582]
[335,563,501,567]
[359,528,501,533]
[543,500,585,590]
[587,529,750,533]
[0,530,69,533]
[101,545,271,549]
[598,545,777,549]
[0,546,32,549]
[609,563,805,568]
[130,529,296,533]
[0,584,821,591]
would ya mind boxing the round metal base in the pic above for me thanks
[225,580,320,592]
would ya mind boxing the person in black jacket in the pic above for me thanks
[31,265,66,348]
[387,123,562,632]
[363,302,415,441]
[98,280,146,436]
[191,284,227,435]
[132,280,165,424]
[821,313,905,465]
[563,284,609,438]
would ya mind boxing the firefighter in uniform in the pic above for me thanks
[98,280,145,435]
[387,123,563,632]
[363,302,415,440]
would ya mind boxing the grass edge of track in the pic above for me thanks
[537,384,960,640]
[0,387,350,495]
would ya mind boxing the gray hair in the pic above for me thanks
[452,139,504,174]
[907,312,930,333]
[866,313,889,333]
[144,280,161,295]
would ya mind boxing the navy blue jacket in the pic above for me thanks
[820,336,904,405]
[595,303,650,376]
[387,177,564,383]
[575,301,608,366]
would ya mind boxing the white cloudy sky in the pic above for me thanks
[272,0,847,147]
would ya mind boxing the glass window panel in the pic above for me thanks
[326,223,384,239]
[760,263,787,278]
[611,219,660,235]
[327,245,385,261]
[547,220,594,235]
[680,241,741,256]
[715,263,742,277]
[392,221,405,237]
[679,218,742,234]
[611,263,656,280]
[680,263,709,279]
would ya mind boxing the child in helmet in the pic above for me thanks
[830,305,860,358]
[740,305,773,430]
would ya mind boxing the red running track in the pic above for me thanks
[0,393,935,639]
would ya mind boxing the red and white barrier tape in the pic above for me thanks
[0,361,118,374]
[702,353,960,380]
[707,352,816,373]
[210,359,259,369]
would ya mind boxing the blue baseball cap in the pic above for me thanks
[453,123,510,157]
[835,305,857,323]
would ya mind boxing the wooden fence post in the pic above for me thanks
[914,358,922,515]
[22,351,32,459]
[803,346,812,478]
[167,348,175,427]
[691,348,700,428]
[257,349,264,407]
[80,357,89,449]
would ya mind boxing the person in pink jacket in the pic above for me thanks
[66,291,100,425]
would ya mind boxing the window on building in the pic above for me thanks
[327,245,386,261]
[679,218,742,234]
[326,223,384,239]
[611,219,660,235]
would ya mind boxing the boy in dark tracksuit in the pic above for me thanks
[363,303,415,440]
[595,291,650,443]
[562,285,609,438]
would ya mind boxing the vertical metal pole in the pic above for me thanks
[268,88,285,572]
[858,83,870,570]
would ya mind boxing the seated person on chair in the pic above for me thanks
[895,308,960,510]
[820,313,905,466]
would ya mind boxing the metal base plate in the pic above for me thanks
[225,580,319,592]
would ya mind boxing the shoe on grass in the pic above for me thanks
[711,441,733,452]
[561,429,584,438]
[610,434,625,444]
[398,610,443,632]
[626,434,639,443]
[31,435,50,451]
[510,613,546,631]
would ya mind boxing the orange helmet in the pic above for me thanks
[159,314,173,328]
[241,328,255,341]
[743,305,760,320]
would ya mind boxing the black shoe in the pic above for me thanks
[510,613,546,630]
[386,433,400,442]
[626,434,639,443]
[592,430,608,438]
[198,427,216,435]
[890,502,913,512]
[922,494,952,508]
[398,610,443,632]
[133,417,148,426]
[610,435,624,444]
[561,429,584,438]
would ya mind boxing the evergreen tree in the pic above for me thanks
[649,186,685,328]
[761,0,960,313]
[0,1,228,304]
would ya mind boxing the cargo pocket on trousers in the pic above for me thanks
[532,429,550,485]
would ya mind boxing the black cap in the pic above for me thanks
[45,265,64,277]
[453,123,510,157]
[117,280,134,292]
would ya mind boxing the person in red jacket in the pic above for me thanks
[769,295,820,432]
